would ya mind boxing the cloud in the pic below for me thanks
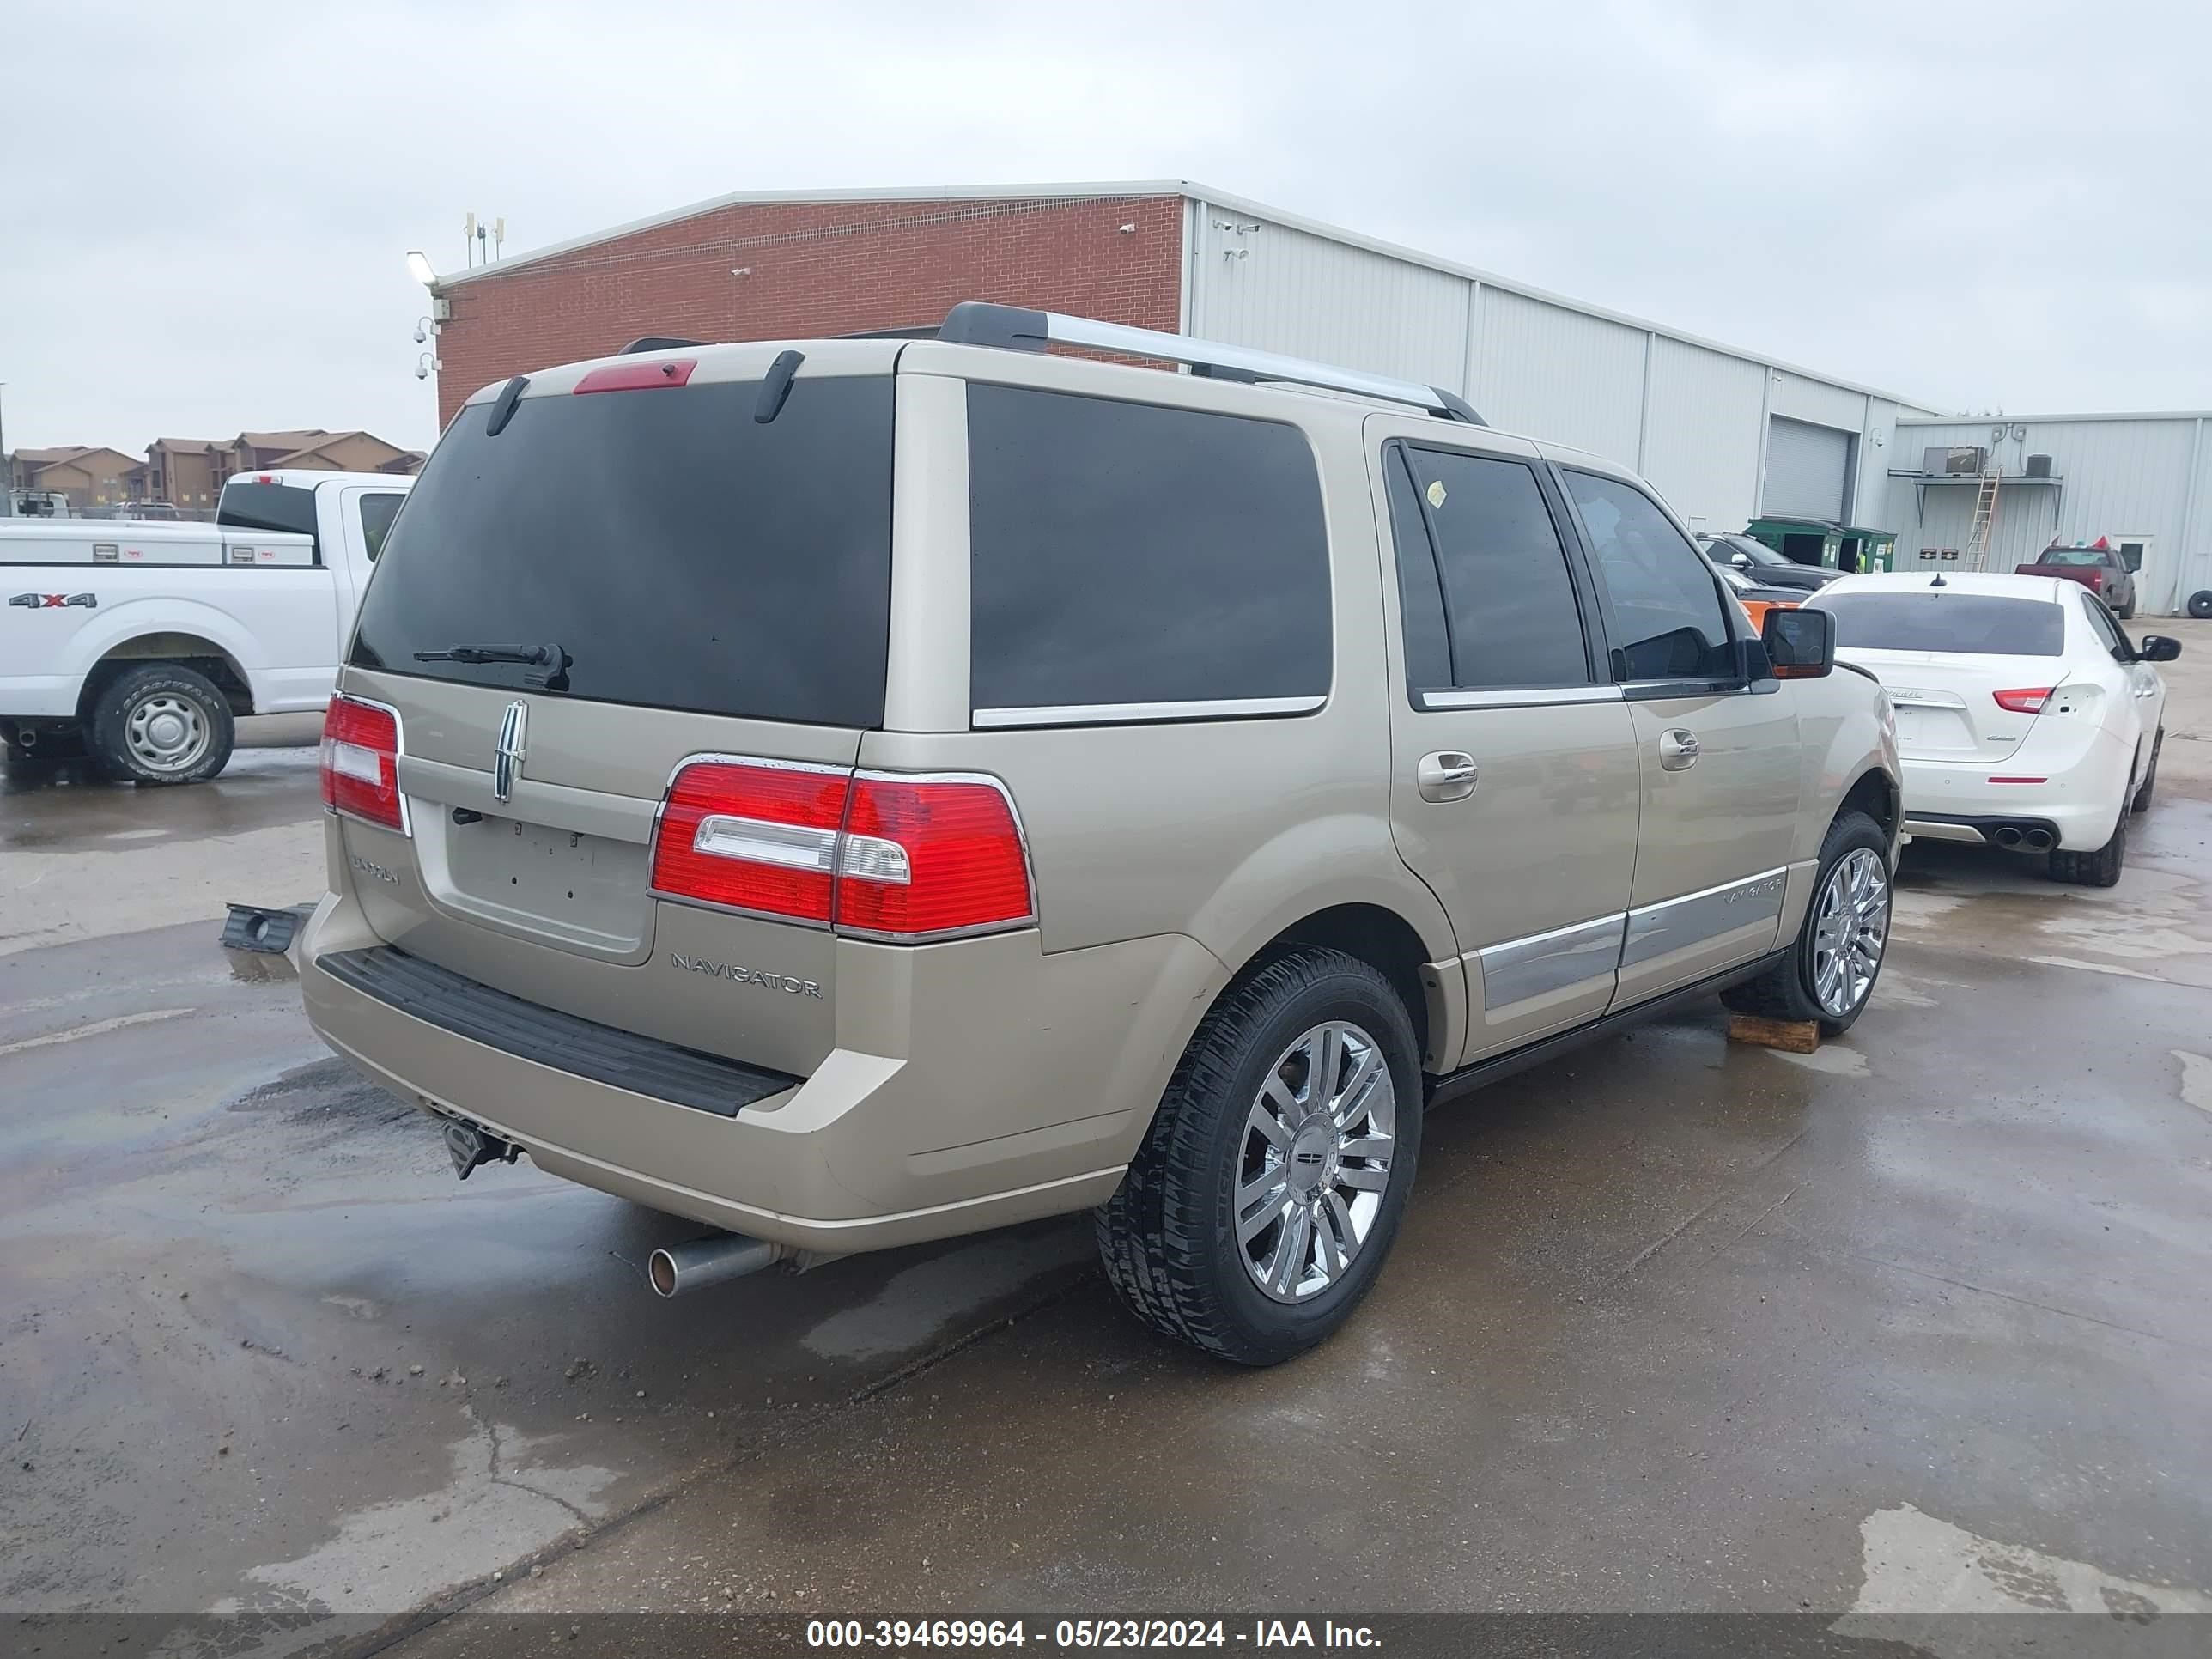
[2,0,2204,453]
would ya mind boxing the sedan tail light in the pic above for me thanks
[1992,686,2055,714]
[320,693,406,831]
[650,760,1034,940]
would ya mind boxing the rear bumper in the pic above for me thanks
[298,883,1225,1254]
[1901,811,2061,849]
[1897,744,2129,851]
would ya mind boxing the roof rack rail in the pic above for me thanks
[937,301,1484,425]
[620,335,707,355]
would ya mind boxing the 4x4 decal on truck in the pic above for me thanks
[9,592,98,609]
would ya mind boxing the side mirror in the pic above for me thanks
[2122,548,2144,574]
[1764,607,1834,679]
[2138,635,2181,663]
[1730,550,1751,568]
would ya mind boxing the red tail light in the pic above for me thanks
[837,774,1034,939]
[649,760,1033,940]
[320,693,406,832]
[1992,687,2054,714]
[650,761,850,922]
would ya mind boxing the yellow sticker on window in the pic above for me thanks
[1425,479,1447,509]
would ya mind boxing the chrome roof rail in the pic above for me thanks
[937,301,1485,425]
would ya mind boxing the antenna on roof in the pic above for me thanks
[1930,572,1947,587]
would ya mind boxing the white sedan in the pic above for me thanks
[1807,572,2180,886]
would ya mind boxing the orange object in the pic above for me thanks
[1739,596,1798,631]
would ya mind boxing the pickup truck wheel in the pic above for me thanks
[1720,811,1890,1038]
[1096,946,1421,1367]
[89,664,235,785]
[2130,731,2161,814]
[2048,812,2126,888]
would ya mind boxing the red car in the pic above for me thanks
[2015,539,2139,618]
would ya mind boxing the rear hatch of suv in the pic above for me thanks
[326,343,905,1082]
[1816,586,2067,764]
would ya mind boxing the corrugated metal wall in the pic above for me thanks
[1463,287,1645,462]
[1186,210,1470,390]
[1640,337,1766,533]
[1887,417,2210,613]
[1180,195,1901,540]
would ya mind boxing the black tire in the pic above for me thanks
[2118,597,2136,620]
[1096,946,1423,1367]
[2130,731,2162,815]
[2048,811,2126,887]
[2190,590,2212,621]
[1720,810,1891,1038]
[88,663,235,785]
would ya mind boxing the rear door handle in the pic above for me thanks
[1660,728,1700,771]
[1417,750,1479,802]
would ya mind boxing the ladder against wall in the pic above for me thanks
[1962,458,2002,572]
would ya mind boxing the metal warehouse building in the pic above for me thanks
[426,180,2211,615]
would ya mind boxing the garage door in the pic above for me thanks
[1763,417,1851,521]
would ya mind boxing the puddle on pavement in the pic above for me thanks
[801,1231,1092,1361]
[226,946,300,983]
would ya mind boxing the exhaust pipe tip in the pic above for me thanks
[1992,827,2022,848]
[2024,829,2054,851]
[648,1233,782,1297]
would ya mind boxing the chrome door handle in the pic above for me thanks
[1659,728,1700,771]
[1417,750,1479,802]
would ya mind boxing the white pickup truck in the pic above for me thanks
[1,470,410,782]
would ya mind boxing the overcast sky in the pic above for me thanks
[4,0,2206,454]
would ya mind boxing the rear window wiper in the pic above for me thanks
[413,641,571,690]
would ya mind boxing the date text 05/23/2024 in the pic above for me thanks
[806,1620,1382,1650]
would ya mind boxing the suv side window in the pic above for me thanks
[1562,470,1735,683]
[1387,443,1593,695]
[968,386,1332,721]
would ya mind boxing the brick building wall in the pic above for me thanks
[432,193,1186,429]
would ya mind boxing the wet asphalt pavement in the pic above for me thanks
[4,636,2211,1648]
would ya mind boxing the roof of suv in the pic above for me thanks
[456,302,1672,487]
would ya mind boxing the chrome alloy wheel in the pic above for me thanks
[124,692,212,775]
[1812,848,1889,1018]
[1237,1020,1396,1304]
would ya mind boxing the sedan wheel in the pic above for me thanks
[1811,848,1889,1018]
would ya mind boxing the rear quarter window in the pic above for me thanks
[218,480,321,559]
[1814,592,2065,656]
[966,386,1331,720]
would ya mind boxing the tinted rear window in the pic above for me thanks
[967,386,1330,715]
[218,481,319,556]
[350,376,893,727]
[1814,592,2064,656]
